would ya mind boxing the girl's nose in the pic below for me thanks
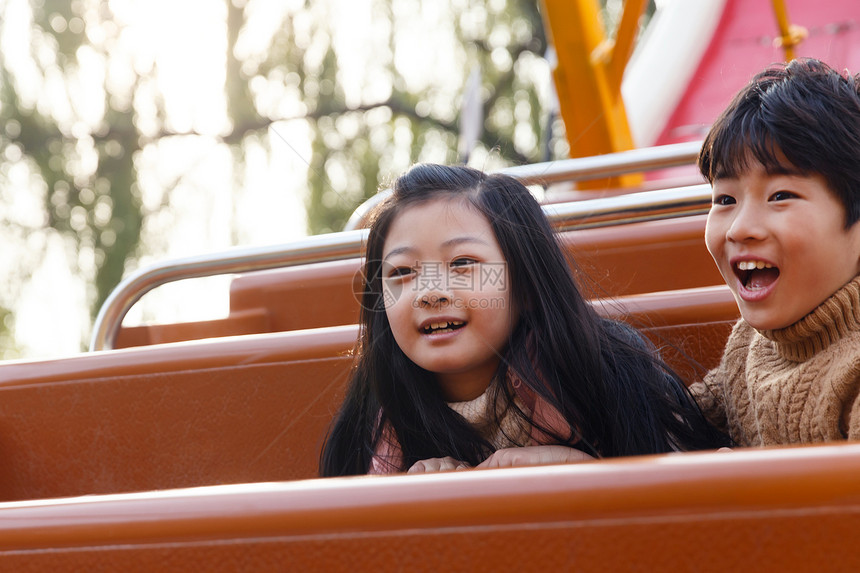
[412,263,455,307]
[415,279,453,308]
[417,291,450,307]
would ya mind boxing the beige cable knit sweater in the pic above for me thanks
[447,383,532,451]
[690,275,860,446]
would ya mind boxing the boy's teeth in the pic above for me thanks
[737,260,773,270]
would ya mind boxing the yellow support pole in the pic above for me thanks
[540,0,646,189]
[771,0,807,62]
[603,0,646,94]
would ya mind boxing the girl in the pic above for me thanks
[320,164,729,476]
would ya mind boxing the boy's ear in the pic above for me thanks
[848,219,860,276]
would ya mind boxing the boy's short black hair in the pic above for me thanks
[698,58,860,228]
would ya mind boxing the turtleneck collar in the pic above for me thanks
[447,383,494,424]
[446,378,531,449]
[758,275,860,362]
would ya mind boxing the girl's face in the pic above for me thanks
[381,197,517,402]
[706,161,860,330]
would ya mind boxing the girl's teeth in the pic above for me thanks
[425,320,464,332]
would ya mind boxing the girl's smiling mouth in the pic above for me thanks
[420,319,466,335]
[733,259,780,291]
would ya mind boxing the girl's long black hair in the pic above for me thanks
[320,164,730,476]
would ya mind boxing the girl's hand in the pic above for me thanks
[477,446,595,469]
[407,456,471,473]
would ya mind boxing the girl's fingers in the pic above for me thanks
[407,456,471,473]
[478,446,595,468]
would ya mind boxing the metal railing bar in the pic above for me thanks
[546,183,711,231]
[498,140,702,185]
[89,229,367,352]
[343,141,703,231]
[90,182,712,351]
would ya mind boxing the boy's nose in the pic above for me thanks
[726,204,767,242]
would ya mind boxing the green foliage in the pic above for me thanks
[0,0,566,354]
[0,306,21,360]
[296,0,557,233]
[1,0,142,322]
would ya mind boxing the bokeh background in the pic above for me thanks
[0,0,641,359]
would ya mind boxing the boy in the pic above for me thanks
[690,58,860,446]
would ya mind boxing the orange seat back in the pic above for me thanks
[116,215,722,348]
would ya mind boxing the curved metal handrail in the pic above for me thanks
[546,183,711,231]
[343,141,703,231]
[90,182,711,351]
[89,229,368,352]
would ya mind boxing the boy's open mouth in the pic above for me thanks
[734,260,780,290]
[422,320,465,334]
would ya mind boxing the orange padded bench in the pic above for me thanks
[0,327,356,502]
[1,445,859,571]
[0,286,738,503]
[116,214,722,348]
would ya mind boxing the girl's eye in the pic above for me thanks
[386,266,414,279]
[450,257,477,268]
[713,194,736,206]
[770,190,796,201]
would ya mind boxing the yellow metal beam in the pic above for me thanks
[541,0,646,188]
[602,0,648,94]
[771,0,807,62]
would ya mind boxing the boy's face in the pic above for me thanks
[705,162,860,330]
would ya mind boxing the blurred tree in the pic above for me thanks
[1,0,144,357]
[0,0,626,356]
[264,0,558,234]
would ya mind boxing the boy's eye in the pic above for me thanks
[713,194,736,206]
[770,190,796,201]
